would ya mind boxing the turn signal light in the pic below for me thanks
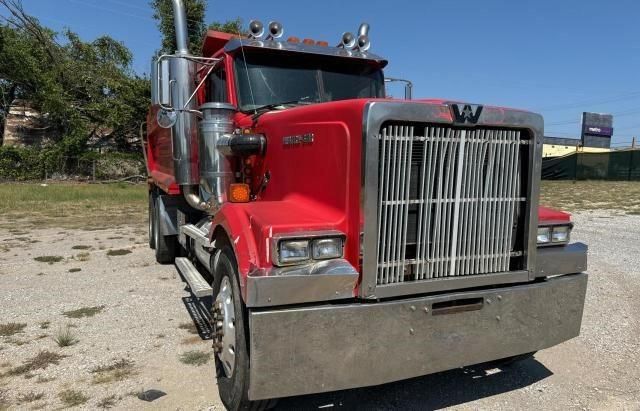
[316,40,328,47]
[287,36,300,43]
[302,38,315,45]
[229,183,250,203]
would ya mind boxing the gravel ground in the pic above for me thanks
[0,211,638,410]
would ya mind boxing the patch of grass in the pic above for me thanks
[17,391,44,404]
[106,249,131,256]
[35,375,55,383]
[39,321,50,330]
[63,305,105,319]
[178,322,198,335]
[179,350,211,366]
[97,394,118,409]
[6,350,66,376]
[58,389,88,408]
[0,322,26,336]
[6,337,29,346]
[181,336,202,345]
[0,183,146,229]
[0,389,8,410]
[76,252,91,261]
[91,359,135,384]
[71,245,91,250]
[33,255,64,264]
[67,268,81,273]
[53,325,78,347]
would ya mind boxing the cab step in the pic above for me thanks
[175,257,213,298]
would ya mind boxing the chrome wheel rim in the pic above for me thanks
[214,277,236,377]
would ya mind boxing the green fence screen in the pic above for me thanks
[542,150,640,180]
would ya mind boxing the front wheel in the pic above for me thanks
[211,248,276,411]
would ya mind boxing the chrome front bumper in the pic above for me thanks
[247,272,588,400]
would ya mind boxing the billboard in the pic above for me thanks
[581,112,613,148]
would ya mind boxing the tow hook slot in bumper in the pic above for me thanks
[431,297,484,315]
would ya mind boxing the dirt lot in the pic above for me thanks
[0,182,639,410]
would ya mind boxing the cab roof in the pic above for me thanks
[201,30,388,68]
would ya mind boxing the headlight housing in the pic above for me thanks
[537,224,572,246]
[274,232,345,266]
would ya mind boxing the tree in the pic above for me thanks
[150,0,206,56]
[208,18,246,36]
[0,0,149,154]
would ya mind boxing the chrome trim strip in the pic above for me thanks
[245,258,358,307]
[248,272,587,400]
[360,101,544,298]
[535,242,587,277]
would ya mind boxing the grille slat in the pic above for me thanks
[375,124,528,285]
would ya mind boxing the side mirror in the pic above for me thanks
[151,56,171,107]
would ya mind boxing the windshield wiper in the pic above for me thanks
[250,98,312,121]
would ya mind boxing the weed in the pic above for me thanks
[107,236,123,240]
[63,305,105,319]
[33,256,63,264]
[58,389,88,407]
[6,337,29,346]
[178,322,198,335]
[76,252,90,261]
[106,249,131,256]
[181,336,202,345]
[39,321,50,329]
[17,391,44,404]
[36,272,45,276]
[0,389,8,410]
[68,268,81,273]
[35,375,55,383]
[91,359,135,384]
[156,334,165,338]
[179,350,211,366]
[7,350,66,376]
[36,334,48,340]
[53,325,78,347]
[97,394,118,409]
[71,245,91,250]
[0,322,26,336]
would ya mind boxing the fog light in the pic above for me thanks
[312,238,343,260]
[279,240,309,264]
[537,227,551,244]
[552,226,570,243]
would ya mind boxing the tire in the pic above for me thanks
[153,197,176,264]
[148,192,156,250]
[213,247,277,411]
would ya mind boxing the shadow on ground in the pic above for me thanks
[276,357,552,410]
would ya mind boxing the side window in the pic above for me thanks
[207,66,228,102]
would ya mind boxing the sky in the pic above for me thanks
[13,0,640,145]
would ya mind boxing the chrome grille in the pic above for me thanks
[376,124,528,285]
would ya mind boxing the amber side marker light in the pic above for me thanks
[229,183,251,203]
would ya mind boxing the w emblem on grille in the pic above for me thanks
[451,104,483,124]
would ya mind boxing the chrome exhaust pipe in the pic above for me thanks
[171,0,189,54]
[169,0,208,211]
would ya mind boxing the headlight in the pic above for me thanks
[537,225,571,246]
[278,240,310,264]
[551,225,570,243]
[312,238,343,260]
[537,227,551,244]
[274,232,345,266]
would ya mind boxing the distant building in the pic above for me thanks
[543,136,612,158]
[2,99,57,147]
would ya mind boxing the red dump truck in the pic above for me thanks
[144,1,588,409]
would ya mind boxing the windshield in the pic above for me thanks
[234,51,385,112]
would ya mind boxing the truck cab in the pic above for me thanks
[145,5,588,410]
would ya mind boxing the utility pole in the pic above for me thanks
[632,136,636,149]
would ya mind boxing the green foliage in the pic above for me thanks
[209,18,246,36]
[150,0,206,55]
[0,0,149,159]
